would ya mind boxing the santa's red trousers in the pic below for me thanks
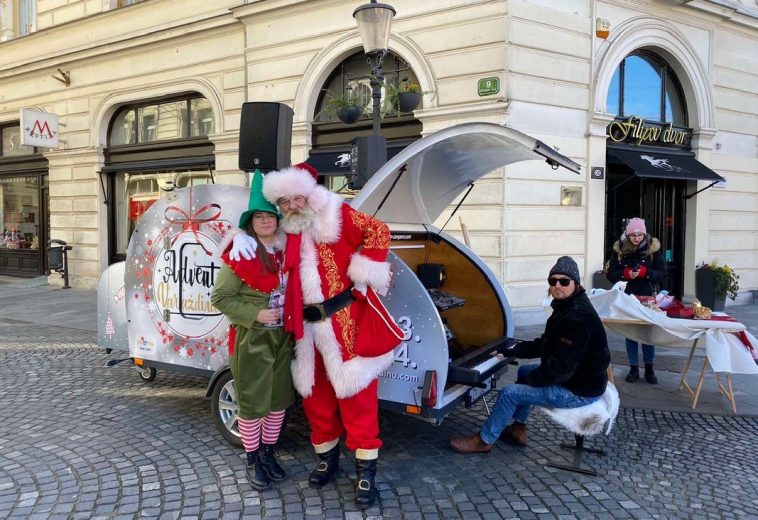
[302,351,382,451]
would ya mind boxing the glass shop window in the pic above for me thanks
[0,175,40,250]
[113,170,211,255]
[109,96,214,146]
[1,125,36,157]
[605,51,687,126]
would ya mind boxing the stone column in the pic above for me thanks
[684,127,717,300]
[43,147,105,289]
[586,113,615,287]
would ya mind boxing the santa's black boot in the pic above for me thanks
[354,458,378,508]
[245,451,270,491]
[260,444,286,481]
[308,445,340,488]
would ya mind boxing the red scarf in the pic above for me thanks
[283,232,304,340]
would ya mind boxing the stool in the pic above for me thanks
[538,383,620,476]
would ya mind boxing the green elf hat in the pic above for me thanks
[238,169,280,229]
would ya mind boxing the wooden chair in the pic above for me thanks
[538,383,620,476]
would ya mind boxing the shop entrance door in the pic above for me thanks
[605,170,686,298]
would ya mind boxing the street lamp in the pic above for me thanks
[353,0,395,136]
[351,1,395,188]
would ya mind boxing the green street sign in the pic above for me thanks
[478,77,500,96]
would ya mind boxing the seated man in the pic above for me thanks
[449,256,610,453]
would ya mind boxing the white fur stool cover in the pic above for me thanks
[540,383,620,437]
[537,383,620,476]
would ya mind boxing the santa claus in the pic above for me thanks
[231,162,402,508]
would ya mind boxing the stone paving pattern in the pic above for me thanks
[1,316,758,519]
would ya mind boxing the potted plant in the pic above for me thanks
[695,261,740,311]
[317,91,365,124]
[385,81,433,113]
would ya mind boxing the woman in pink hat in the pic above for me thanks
[606,217,666,384]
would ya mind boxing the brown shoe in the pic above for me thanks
[449,432,492,454]
[500,423,527,446]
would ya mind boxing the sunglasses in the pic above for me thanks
[547,277,572,287]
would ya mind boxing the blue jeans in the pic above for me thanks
[479,364,600,444]
[625,338,655,364]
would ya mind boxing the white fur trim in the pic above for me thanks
[291,327,316,398]
[347,253,392,290]
[262,165,317,204]
[314,438,339,453]
[313,319,395,398]
[355,448,378,460]
[215,229,239,261]
[538,383,620,437]
[289,233,395,399]
[307,188,344,244]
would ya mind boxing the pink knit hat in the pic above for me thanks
[626,217,646,235]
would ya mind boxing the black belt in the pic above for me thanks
[304,287,355,322]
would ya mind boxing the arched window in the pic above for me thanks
[104,93,215,262]
[311,51,422,191]
[606,51,687,125]
[109,95,214,146]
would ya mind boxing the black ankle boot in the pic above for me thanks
[260,444,286,481]
[246,451,270,491]
[354,458,378,508]
[644,363,658,384]
[308,444,340,488]
[625,365,639,383]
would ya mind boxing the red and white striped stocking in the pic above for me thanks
[261,410,286,445]
[238,418,262,453]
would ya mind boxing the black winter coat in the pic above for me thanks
[606,236,665,297]
[513,288,610,397]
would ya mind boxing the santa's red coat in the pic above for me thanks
[282,188,398,400]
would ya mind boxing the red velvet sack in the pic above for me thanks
[351,287,405,357]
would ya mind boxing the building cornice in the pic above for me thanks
[0,8,238,77]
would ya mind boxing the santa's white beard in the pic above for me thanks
[281,206,315,234]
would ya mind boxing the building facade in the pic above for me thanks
[0,0,755,318]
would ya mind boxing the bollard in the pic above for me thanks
[48,239,73,289]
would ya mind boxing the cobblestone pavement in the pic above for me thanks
[1,319,757,519]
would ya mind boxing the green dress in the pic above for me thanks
[211,261,294,420]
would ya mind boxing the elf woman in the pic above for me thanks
[211,170,294,491]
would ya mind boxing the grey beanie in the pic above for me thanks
[549,255,580,284]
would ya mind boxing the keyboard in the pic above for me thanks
[428,289,465,312]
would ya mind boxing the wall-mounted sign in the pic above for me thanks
[607,115,692,148]
[591,166,604,179]
[478,77,500,96]
[20,108,59,149]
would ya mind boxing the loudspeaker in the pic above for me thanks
[349,135,387,189]
[238,102,293,172]
[417,263,446,289]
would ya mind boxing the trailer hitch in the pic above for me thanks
[105,357,132,367]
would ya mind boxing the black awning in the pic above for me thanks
[305,151,353,177]
[608,148,724,182]
[100,156,214,173]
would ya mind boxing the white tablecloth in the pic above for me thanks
[588,289,758,375]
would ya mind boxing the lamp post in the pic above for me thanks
[351,1,394,188]
[353,0,395,136]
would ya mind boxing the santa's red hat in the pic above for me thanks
[262,162,319,204]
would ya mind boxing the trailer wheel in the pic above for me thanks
[210,370,243,448]
[137,366,157,382]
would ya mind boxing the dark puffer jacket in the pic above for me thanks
[606,236,665,297]
[513,287,610,398]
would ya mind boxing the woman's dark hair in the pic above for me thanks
[246,212,277,274]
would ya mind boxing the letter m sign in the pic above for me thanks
[20,108,60,149]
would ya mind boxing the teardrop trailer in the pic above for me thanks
[98,122,580,446]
